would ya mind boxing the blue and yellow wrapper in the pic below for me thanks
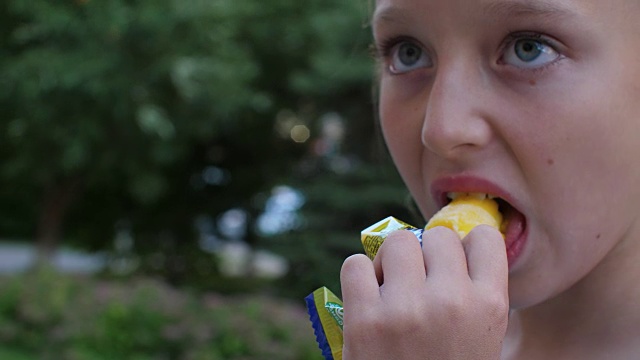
[305,287,344,360]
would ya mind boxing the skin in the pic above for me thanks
[340,0,640,358]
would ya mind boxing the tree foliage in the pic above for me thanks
[0,0,413,298]
[1,0,265,254]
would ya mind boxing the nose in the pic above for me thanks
[422,59,494,160]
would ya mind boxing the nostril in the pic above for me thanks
[421,111,494,159]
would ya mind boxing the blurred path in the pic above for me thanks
[0,242,106,274]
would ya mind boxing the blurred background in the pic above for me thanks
[0,0,422,358]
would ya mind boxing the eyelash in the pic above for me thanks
[499,31,563,70]
[374,35,415,59]
[504,31,543,44]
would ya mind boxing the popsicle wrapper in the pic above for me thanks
[360,216,423,260]
[305,287,344,360]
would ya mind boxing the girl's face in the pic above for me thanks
[374,0,640,308]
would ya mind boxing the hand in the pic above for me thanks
[340,225,509,360]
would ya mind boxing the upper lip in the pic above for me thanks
[430,174,519,210]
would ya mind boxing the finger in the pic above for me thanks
[421,226,469,280]
[341,254,381,308]
[463,224,508,290]
[372,229,426,292]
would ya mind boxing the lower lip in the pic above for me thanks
[503,212,528,268]
[506,232,527,268]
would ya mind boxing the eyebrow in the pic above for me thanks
[373,0,577,27]
[483,0,577,21]
[372,6,412,27]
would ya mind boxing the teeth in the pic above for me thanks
[446,192,493,200]
[447,192,461,200]
[469,193,488,200]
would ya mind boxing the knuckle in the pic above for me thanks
[423,226,460,243]
[345,307,376,330]
[389,300,422,319]
[384,304,425,335]
[483,292,509,319]
[348,308,388,338]
[432,290,470,322]
[472,223,501,236]
[382,230,421,249]
[341,254,369,275]
[443,297,469,321]
[468,225,505,247]
[478,292,509,334]
[342,253,370,269]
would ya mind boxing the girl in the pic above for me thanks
[340,0,640,358]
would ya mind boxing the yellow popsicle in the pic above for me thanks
[424,194,503,238]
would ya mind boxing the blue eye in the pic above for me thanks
[390,41,432,74]
[503,38,560,69]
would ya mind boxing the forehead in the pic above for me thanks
[372,0,620,26]
[375,0,569,12]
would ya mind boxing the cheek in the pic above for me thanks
[518,82,640,259]
[379,79,430,202]
[379,76,429,131]
[506,100,640,307]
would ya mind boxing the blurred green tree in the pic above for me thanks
[0,0,265,260]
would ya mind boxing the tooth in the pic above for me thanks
[469,193,488,200]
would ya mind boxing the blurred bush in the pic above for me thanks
[0,269,323,360]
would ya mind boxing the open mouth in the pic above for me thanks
[445,192,527,261]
